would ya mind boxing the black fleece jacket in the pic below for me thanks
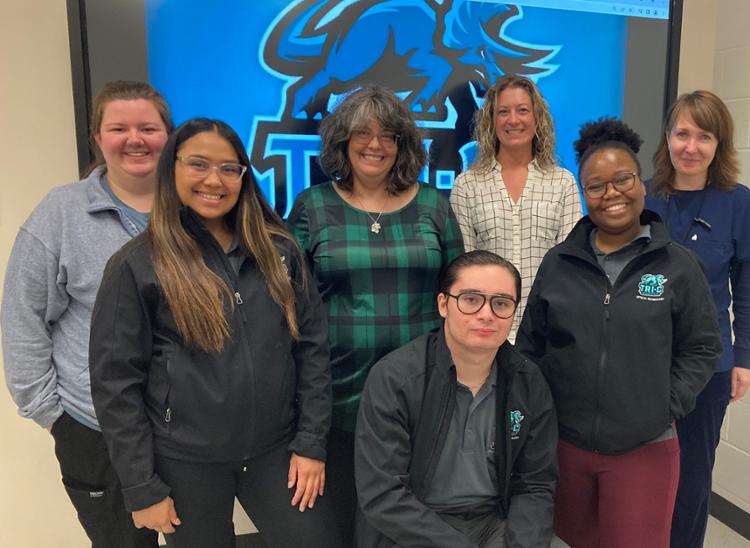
[90,209,331,511]
[355,327,558,548]
[516,211,721,455]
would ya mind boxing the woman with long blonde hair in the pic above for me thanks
[450,74,582,342]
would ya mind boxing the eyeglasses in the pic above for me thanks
[176,155,247,183]
[583,172,638,198]
[445,292,518,319]
[350,128,400,147]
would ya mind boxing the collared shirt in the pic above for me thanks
[100,177,150,234]
[287,182,464,431]
[590,225,652,286]
[450,160,582,342]
[422,362,499,511]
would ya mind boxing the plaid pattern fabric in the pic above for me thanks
[288,182,464,431]
[450,160,582,342]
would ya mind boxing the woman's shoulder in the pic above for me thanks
[535,163,576,183]
[293,181,337,205]
[20,171,108,243]
[729,182,750,201]
[413,183,453,212]
[109,232,151,267]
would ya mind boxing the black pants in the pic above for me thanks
[326,428,357,545]
[51,412,158,548]
[157,441,345,548]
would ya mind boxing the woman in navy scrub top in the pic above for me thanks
[645,89,750,548]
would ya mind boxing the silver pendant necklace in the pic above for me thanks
[366,211,383,234]
[353,191,388,234]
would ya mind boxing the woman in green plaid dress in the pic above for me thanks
[288,85,464,542]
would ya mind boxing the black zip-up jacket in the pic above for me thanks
[355,328,558,548]
[89,209,331,512]
[516,211,721,455]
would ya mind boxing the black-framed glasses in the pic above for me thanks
[582,172,638,198]
[446,291,518,319]
[350,128,400,147]
[176,155,247,183]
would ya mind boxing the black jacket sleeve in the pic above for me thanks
[287,245,332,461]
[89,250,170,512]
[355,357,479,548]
[505,367,558,548]
[515,265,548,363]
[669,251,722,420]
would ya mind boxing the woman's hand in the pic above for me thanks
[132,496,181,534]
[730,367,750,402]
[287,452,325,512]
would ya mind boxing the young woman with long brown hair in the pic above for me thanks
[89,118,343,547]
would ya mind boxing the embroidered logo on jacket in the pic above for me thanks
[637,273,668,301]
[509,410,525,439]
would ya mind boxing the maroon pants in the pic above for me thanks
[555,437,680,548]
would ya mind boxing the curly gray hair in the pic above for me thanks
[318,85,426,194]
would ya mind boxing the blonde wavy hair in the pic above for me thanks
[471,75,557,173]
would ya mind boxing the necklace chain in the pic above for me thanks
[352,191,389,234]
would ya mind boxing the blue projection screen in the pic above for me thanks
[76,0,676,216]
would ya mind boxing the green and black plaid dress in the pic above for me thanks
[288,182,464,431]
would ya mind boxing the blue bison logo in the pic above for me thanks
[263,0,557,119]
[251,0,558,214]
[638,274,668,297]
[509,409,525,437]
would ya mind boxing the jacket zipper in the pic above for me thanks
[592,287,611,452]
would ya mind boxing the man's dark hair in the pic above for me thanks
[439,250,521,301]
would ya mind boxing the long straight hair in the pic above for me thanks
[149,118,304,352]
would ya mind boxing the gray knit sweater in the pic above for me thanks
[2,166,143,430]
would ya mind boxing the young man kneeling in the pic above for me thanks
[355,251,558,548]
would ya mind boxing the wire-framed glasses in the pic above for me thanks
[176,155,247,183]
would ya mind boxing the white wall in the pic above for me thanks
[679,0,750,516]
[708,0,750,514]
[0,2,85,547]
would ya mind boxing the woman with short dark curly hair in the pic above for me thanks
[288,84,464,543]
[317,85,426,194]
[517,117,721,548]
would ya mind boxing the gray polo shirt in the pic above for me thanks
[590,225,651,285]
[422,362,500,512]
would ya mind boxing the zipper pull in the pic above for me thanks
[234,292,243,305]
[165,408,171,423]
[603,293,610,305]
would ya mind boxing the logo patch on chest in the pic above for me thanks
[509,410,525,440]
[637,273,668,301]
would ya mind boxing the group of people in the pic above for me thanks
[2,74,747,548]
